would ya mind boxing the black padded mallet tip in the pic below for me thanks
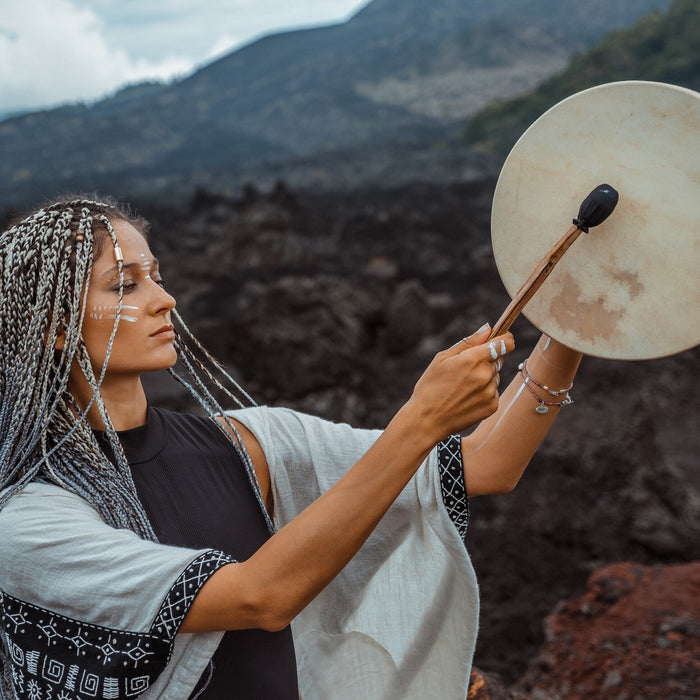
[573,184,619,233]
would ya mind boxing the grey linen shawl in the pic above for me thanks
[230,407,479,700]
[0,407,478,699]
[0,482,229,699]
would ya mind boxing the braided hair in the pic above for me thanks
[0,195,272,540]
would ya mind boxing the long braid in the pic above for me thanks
[167,311,273,533]
[1,196,265,531]
[0,198,157,539]
[0,194,267,692]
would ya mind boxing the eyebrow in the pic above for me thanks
[100,257,160,280]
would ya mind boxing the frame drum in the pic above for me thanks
[491,81,700,360]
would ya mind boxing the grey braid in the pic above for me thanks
[0,197,157,538]
[0,195,271,698]
[0,195,269,537]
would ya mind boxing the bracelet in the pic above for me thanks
[519,361,574,414]
[519,360,573,395]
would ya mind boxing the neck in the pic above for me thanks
[69,373,148,431]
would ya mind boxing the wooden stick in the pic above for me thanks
[488,223,583,339]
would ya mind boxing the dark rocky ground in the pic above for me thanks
[10,178,693,697]
[132,179,699,696]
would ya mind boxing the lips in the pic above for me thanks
[150,324,175,338]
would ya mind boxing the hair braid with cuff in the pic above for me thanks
[0,196,268,538]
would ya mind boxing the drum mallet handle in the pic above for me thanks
[488,183,619,340]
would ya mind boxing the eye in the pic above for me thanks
[112,281,137,293]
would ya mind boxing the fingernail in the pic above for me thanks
[477,322,490,333]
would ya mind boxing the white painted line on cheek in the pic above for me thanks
[89,304,140,322]
[105,313,138,323]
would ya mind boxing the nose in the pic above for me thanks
[148,280,176,316]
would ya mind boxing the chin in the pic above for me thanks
[144,351,178,373]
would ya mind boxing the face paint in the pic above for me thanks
[89,304,140,323]
[139,253,151,279]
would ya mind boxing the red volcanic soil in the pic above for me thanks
[514,562,700,699]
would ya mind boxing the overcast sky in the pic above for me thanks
[0,0,369,116]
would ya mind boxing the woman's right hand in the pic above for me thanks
[181,323,514,634]
[402,323,515,443]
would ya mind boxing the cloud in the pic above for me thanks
[0,0,193,114]
[0,0,370,116]
[67,0,370,65]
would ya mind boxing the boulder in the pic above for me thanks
[514,562,700,700]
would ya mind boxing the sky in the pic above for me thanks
[0,0,370,116]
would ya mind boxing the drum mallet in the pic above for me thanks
[488,183,619,340]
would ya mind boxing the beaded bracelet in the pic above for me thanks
[520,360,573,395]
[518,360,574,414]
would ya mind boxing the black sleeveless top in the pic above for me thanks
[97,407,298,699]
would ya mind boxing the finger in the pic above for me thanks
[487,339,506,361]
[445,322,491,356]
[480,333,515,362]
[466,322,492,345]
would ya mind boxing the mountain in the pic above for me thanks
[0,0,673,210]
[463,0,699,157]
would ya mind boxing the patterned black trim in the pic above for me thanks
[151,550,234,637]
[1,549,234,700]
[438,434,469,541]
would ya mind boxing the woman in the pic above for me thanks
[0,196,581,699]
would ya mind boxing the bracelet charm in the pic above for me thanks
[519,361,574,414]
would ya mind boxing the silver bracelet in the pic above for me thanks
[519,361,574,414]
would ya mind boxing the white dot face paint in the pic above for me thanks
[89,304,140,323]
[139,253,151,279]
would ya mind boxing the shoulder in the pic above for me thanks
[227,406,382,481]
[150,405,221,437]
[227,405,381,443]
[0,482,102,532]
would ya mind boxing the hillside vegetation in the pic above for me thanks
[463,0,700,158]
[0,0,672,210]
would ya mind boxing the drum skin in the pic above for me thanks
[491,81,700,360]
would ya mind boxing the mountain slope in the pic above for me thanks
[0,0,673,209]
[463,0,699,157]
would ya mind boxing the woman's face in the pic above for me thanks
[78,218,177,378]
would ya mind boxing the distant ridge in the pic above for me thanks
[463,0,699,158]
[0,0,673,210]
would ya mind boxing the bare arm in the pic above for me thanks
[180,325,514,633]
[462,334,582,497]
